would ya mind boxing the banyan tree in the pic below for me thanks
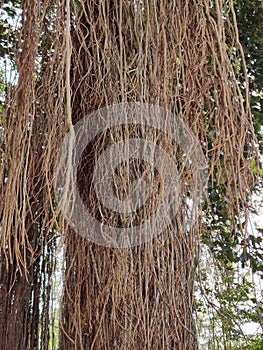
[0,0,259,349]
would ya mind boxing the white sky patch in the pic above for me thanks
[242,322,262,335]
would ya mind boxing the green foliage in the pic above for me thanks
[199,3,263,345]
[235,0,263,152]
[0,1,20,60]
[241,336,263,350]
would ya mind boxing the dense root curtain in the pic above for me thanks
[0,0,258,349]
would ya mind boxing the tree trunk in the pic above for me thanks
[59,1,201,348]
